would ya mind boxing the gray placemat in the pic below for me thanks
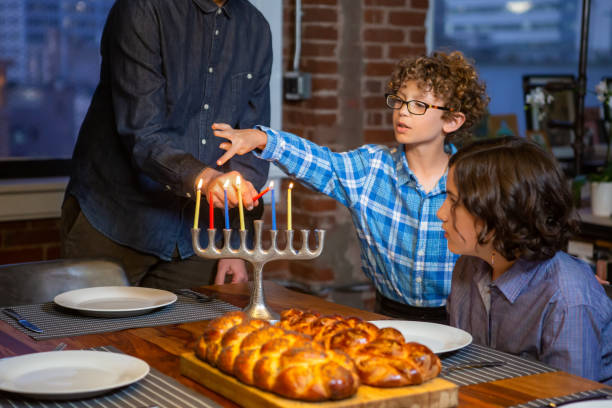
[510,387,612,408]
[0,346,222,408]
[440,343,557,386]
[0,295,239,340]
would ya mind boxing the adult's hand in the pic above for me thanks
[215,258,248,284]
[199,168,260,210]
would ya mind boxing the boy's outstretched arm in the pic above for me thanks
[212,123,268,166]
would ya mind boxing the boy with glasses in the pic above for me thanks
[213,51,489,323]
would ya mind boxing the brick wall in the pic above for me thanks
[0,219,61,264]
[0,1,429,291]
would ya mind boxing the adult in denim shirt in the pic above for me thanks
[62,0,271,288]
[439,137,612,385]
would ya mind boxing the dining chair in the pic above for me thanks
[0,258,129,307]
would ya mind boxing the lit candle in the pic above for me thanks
[252,183,271,203]
[209,190,214,230]
[194,178,203,229]
[236,175,245,231]
[287,182,293,231]
[270,181,276,231]
[223,179,230,230]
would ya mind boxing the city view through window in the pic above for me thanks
[0,0,114,162]
[433,0,612,139]
[0,0,610,168]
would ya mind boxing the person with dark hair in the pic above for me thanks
[208,51,489,323]
[61,0,271,288]
[438,136,611,384]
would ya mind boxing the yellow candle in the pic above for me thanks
[194,178,203,229]
[236,175,245,231]
[287,182,293,231]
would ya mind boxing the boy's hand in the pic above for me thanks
[212,123,267,166]
[200,169,260,210]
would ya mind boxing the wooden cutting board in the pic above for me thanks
[180,352,458,408]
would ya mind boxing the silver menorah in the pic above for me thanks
[192,220,325,320]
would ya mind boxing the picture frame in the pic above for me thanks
[487,114,519,138]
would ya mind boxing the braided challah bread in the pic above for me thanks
[278,309,442,387]
[195,311,360,401]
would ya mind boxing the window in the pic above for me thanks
[0,0,114,178]
[431,0,612,146]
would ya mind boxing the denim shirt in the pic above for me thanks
[66,0,271,260]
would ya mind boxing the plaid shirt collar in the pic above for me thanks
[394,143,457,193]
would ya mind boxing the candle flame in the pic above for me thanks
[197,178,203,190]
[289,182,294,189]
[236,175,241,186]
[269,180,274,188]
[223,179,230,189]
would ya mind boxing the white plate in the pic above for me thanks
[557,401,612,408]
[369,320,472,354]
[0,350,149,400]
[54,286,177,317]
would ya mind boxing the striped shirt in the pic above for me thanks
[256,126,459,307]
[448,252,612,385]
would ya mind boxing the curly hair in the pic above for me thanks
[386,51,489,143]
[448,137,578,262]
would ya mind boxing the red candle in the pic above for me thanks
[252,183,272,202]
[209,190,214,230]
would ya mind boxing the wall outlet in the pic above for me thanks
[283,71,311,101]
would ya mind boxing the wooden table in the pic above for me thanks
[0,281,606,407]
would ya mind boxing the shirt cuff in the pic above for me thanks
[254,125,282,161]
[180,156,207,199]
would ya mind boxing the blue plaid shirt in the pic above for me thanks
[256,126,459,307]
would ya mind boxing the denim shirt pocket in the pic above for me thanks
[231,71,254,117]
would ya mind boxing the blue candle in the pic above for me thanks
[223,180,230,230]
[270,181,276,230]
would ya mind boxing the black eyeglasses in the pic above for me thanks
[385,93,453,115]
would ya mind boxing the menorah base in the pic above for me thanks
[242,301,279,321]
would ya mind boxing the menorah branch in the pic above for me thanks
[191,220,325,320]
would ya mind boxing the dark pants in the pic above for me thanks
[375,291,449,325]
[61,195,218,289]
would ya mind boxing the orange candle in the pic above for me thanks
[236,175,245,231]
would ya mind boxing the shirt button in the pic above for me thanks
[415,299,423,306]
[215,29,219,36]
[203,104,209,110]
[216,8,221,15]
[165,185,171,190]
[186,192,191,198]
[416,277,422,283]
[201,139,207,145]
[208,67,213,73]
[418,249,425,257]
[247,73,253,79]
